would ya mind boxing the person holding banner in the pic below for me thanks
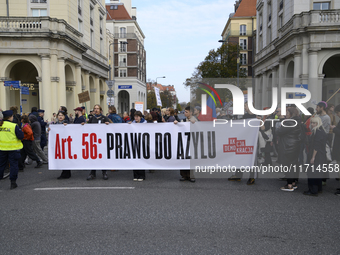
[86,104,110,181]
[178,106,196,182]
[129,111,146,181]
[0,110,24,189]
[73,107,86,124]
[48,111,71,179]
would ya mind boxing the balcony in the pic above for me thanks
[0,16,84,45]
[119,61,127,67]
[31,0,47,3]
[114,33,138,39]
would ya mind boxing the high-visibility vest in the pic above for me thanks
[0,121,23,151]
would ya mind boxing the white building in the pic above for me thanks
[254,0,340,110]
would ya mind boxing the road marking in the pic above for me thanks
[34,187,135,191]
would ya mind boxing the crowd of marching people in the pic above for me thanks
[0,102,339,197]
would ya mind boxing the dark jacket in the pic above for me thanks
[108,113,123,123]
[167,116,176,122]
[332,120,340,161]
[74,115,86,124]
[308,128,327,166]
[276,116,301,165]
[29,115,41,140]
[88,114,110,124]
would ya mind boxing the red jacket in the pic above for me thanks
[22,123,34,141]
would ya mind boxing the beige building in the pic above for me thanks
[0,0,109,119]
[221,0,257,81]
[106,0,147,114]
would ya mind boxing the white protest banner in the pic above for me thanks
[48,120,259,170]
[154,87,162,106]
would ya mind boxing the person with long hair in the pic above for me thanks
[86,104,110,181]
[304,116,327,196]
[0,110,24,189]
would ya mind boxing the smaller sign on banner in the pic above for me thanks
[118,85,132,89]
[21,99,27,104]
[21,86,29,95]
[78,91,90,104]
[107,97,114,106]
[154,87,162,106]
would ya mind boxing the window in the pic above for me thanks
[240,68,247,76]
[90,29,94,47]
[90,5,94,26]
[240,39,247,50]
[78,19,83,33]
[100,38,103,54]
[119,42,127,52]
[119,55,127,67]
[100,16,103,34]
[31,0,47,3]
[120,69,127,77]
[110,5,118,10]
[313,2,330,10]
[240,25,246,36]
[120,27,126,38]
[240,53,247,65]
[278,14,283,28]
[279,0,283,12]
[32,9,47,16]
[268,3,272,23]
[78,0,82,15]
[259,13,263,32]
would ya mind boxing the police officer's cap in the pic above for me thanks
[2,110,13,118]
[38,109,45,113]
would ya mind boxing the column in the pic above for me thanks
[301,36,309,85]
[74,64,82,107]
[94,76,100,106]
[0,78,8,110]
[308,49,320,107]
[50,54,59,114]
[272,67,278,109]
[57,58,66,108]
[83,71,90,110]
[254,76,260,109]
[294,51,302,89]
[278,59,285,106]
[41,55,52,119]
[262,72,268,108]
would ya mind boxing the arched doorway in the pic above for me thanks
[65,65,75,111]
[6,61,39,113]
[118,90,130,114]
[322,54,340,106]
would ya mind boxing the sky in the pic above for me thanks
[106,0,235,103]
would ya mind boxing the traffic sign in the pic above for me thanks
[107,97,115,106]
[295,84,308,97]
[21,86,29,95]
[107,90,114,97]
[106,80,115,89]
[4,80,20,88]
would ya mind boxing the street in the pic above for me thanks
[1,162,340,254]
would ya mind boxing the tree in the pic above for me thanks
[184,43,248,107]
[147,89,175,110]
[177,104,182,111]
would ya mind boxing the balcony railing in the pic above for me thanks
[114,33,138,39]
[0,17,83,44]
[119,61,127,67]
[31,0,47,3]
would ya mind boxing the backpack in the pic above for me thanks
[109,114,123,123]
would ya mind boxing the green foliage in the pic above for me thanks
[147,89,176,109]
[183,43,248,107]
[177,103,182,111]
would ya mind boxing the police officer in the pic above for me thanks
[0,110,24,189]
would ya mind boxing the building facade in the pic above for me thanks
[254,0,340,109]
[221,0,257,81]
[106,0,147,114]
[0,0,109,118]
